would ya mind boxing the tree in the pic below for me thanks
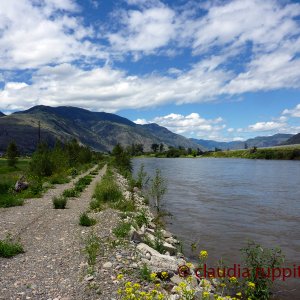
[150,169,167,212]
[244,142,248,149]
[159,143,164,153]
[112,143,132,175]
[151,143,159,153]
[7,141,18,167]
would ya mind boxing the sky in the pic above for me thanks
[0,0,300,141]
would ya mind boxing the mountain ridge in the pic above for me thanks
[0,105,199,153]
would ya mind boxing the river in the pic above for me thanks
[133,158,300,299]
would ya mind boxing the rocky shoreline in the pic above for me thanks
[111,171,219,300]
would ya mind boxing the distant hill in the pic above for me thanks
[283,133,300,145]
[0,105,199,153]
[0,111,5,117]
[191,133,293,151]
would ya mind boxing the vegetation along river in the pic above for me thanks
[133,158,300,299]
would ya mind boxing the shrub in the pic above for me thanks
[75,176,92,192]
[149,169,167,212]
[241,241,285,300]
[49,174,70,184]
[139,264,152,281]
[0,194,24,208]
[135,210,149,227]
[84,233,101,267]
[52,196,67,209]
[0,236,24,258]
[113,199,136,212]
[6,141,18,167]
[62,188,78,198]
[113,222,132,238]
[79,212,96,226]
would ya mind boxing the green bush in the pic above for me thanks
[79,212,96,226]
[85,233,101,267]
[52,196,67,209]
[62,188,78,198]
[0,237,24,258]
[139,264,152,282]
[135,210,149,227]
[75,176,92,192]
[49,174,70,184]
[113,222,132,238]
[0,194,24,208]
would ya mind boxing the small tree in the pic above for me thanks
[7,141,18,167]
[159,143,164,153]
[151,143,159,153]
[150,169,167,212]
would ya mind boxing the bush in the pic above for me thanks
[0,194,24,208]
[79,212,96,226]
[75,176,92,192]
[52,196,67,209]
[62,188,78,198]
[0,237,24,258]
[84,233,101,267]
[139,264,152,281]
[113,222,132,238]
[241,241,285,300]
[135,210,149,227]
[49,174,70,184]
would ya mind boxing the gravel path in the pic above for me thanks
[0,165,107,300]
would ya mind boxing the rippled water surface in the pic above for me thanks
[133,158,300,299]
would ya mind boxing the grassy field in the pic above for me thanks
[0,159,31,208]
[202,145,300,160]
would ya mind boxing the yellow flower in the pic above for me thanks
[133,283,141,289]
[220,283,226,288]
[247,281,255,289]
[229,276,237,283]
[125,281,132,287]
[203,291,210,297]
[161,271,168,279]
[157,294,165,300]
[117,274,124,280]
[150,273,157,280]
[186,262,194,268]
[117,288,122,294]
[199,250,208,259]
[236,292,242,297]
[178,281,187,288]
[155,283,161,288]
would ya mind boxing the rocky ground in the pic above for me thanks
[0,165,220,300]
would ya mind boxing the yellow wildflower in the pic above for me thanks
[150,273,157,280]
[247,281,255,289]
[161,271,168,279]
[229,276,237,283]
[236,292,242,297]
[117,274,124,280]
[199,250,208,259]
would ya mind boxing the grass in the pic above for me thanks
[79,212,96,226]
[202,146,300,160]
[113,221,132,238]
[75,176,93,192]
[135,210,149,227]
[85,233,101,267]
[0,236,24,258]
[90,168,136,212]
[62,188,79,198]
[139,264,152,282]
[52,196,67,209]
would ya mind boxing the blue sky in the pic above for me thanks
[0,0,300,141]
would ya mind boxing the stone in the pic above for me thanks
[166,237,180,245]
[163,242,177,255]
[161,229,173,239]
[145,253,151,260]
[103,262,113,269]
[137,243,161,257]
[148,222,156,229]
[169,295,180,300]
[84,275,94,281]
[130,230,143,243]
[170,274,182,285]
[15,176,29,192]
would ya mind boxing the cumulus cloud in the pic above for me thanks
[283,104,300,118]
[134,118,148,125]
[0,0,106,69]
[136,112,227,140]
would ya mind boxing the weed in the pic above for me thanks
[135,210,148,227]
[139,264,152,282]
[62,188,78,198]
[52,195,67,209]
[0,236,24,258]
[79,212,96,226]
[85,233,101,267]
[113,222,132,238]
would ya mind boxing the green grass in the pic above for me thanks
[85,233,101,267]
[79,212,96,226]
[202,146,300,160]
[52,196,67,209]
[113,221,132,238]
[0,237,24,258]
[139,264,152,282]
[62,188,79,198]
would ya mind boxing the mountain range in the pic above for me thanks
[284,133,300,145]
[0,105,200,153]
[0,105,299,153]
[0,111,5,117]
[191,134,294,151]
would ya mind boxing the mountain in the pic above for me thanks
[0,111,5,117]
[0,105,199,153]
[283,133,300,145]
[191,134,293,151]
[142,123,205,150]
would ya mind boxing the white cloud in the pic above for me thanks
[134,118,148,125]
[283,104,300,118]
[144,112,226,139]
[248,121,284,132]
[108,6,176,54]
[0,0,106,69]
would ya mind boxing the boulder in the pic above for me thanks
[14,176,29,193]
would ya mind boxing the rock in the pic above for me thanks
[137,243,161,257]
[15,176,29,193]
[163,242,177,255]
[169,295,180,300]
[146,228,155,235]
[103,262,113,269]
[194,290,203,300]
[84,275,94,281]
[42,182,52,189]
[170,274,182,285]
[133,187,139,193]
[148,222,156,229]
[131,263,138,268]
[130,230,143,243]
[145,253,151,260]
[161,229,173,239]
[148,255,183,272]
[166,237,180,245]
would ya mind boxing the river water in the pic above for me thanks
[133,158,300,299]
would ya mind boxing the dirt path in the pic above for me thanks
[0,165,107,300]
